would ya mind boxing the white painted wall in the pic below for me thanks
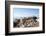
[0,0,46,36]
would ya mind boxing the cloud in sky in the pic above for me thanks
[13,8,39,18]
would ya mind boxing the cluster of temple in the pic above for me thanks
[14,16,39,27]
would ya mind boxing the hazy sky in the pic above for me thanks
[13,8,39,18]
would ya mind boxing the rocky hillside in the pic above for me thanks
[14,16,39,27]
